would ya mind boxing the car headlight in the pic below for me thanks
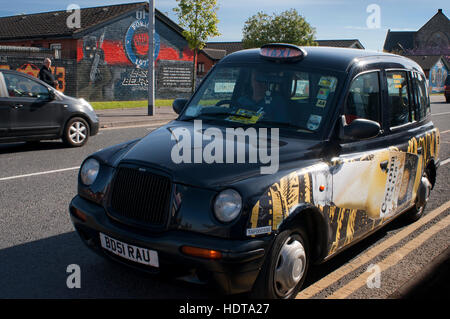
[79,98,94,112]
[214,189,242,223]
[80,158,100,186]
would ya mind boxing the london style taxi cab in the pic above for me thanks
[69,44,440,299]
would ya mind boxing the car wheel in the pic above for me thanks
[404,172,432,223]
[63,117,90,147]
[250,226,309,299]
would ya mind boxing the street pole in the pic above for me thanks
[148,0,155,116]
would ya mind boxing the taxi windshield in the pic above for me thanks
[180,63,341,135]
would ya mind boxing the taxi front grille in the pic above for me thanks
[108,167,172,228]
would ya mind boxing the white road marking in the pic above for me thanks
[0,166,79,182]
[100,121,171,131]
[432,111,450,116]
[441,158,450,166]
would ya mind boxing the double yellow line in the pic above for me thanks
[296,200,450,299]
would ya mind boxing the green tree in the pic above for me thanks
[242,9,317,49]
[174,0,221,92]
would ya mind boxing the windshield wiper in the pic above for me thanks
[182,110,253,121]
[255,120,315,132]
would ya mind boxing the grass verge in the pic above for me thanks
[91,99,174,110]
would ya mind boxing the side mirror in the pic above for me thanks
[172,98,188,114]
[339,116,380,140]
[48,88,56,101]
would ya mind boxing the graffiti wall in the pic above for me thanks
[429,59,448,93]
[76,9,194,101]
[0,56,76,96]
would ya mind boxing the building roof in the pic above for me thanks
[405,55,450,71]
[316,39,365,49]
[0,2,181,40]
[205,42,244,55]
[417,8,449,34]
[383,30,415,52]
[383,9,450,53]
[201,48,226,61]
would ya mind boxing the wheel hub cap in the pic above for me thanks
[69,122,87,144]
[274,236,306,297]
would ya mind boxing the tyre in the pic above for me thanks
[250,226,309,299]
[63,117,90,147]
[403,172,432,223]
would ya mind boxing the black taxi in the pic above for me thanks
[69,44,440,298]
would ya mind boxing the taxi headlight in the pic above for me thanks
[80,158,100,186]
[213,189,242,223]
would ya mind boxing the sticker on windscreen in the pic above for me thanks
[316,99,327,108]
[318,76,337,92]
[227,108,264,124]
[317,88,330,100]
[307,115,322,131]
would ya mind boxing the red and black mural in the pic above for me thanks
[0,57,75,96]
[76,10,194,101]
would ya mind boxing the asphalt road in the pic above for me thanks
[0,96,448,299]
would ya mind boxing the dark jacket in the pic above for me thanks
[38,66,56,88]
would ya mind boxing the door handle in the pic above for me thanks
[380,160,389,172]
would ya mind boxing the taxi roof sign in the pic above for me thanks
[260,43,306,62]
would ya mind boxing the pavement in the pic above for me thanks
[96,106,178,129]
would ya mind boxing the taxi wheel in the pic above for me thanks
[250,226,309,299]
[404,172,432,223]
[63,117,90,147]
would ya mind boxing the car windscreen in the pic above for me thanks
[180,63,343,137]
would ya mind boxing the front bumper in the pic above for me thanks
[90,121,99,136]
[69,195,272,294]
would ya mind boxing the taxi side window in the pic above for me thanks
[3,73,50,99]
[412,72,429,120]
[386,71,411,127]
[344,71,380,125]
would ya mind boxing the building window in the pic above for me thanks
[197,62,205,74]
[50,43,62,59]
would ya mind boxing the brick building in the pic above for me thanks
[383,9,450,92]
[0,2,194,100]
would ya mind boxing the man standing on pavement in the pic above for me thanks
[38,58,58,88]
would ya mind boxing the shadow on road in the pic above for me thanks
[0,141,69,155]
[0,232,218,298]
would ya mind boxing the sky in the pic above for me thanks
[0,0,448,51]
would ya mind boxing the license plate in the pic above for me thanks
[99,233,159,268]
